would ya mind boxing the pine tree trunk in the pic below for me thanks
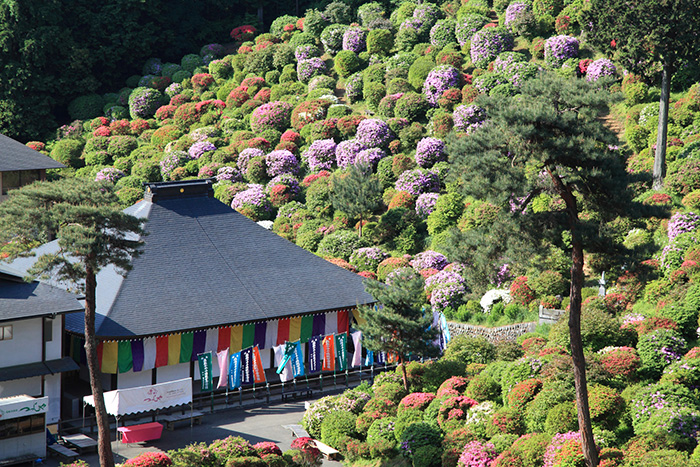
[258,5,264,29]
[84,265,115,467]
[653,55,672,190]
[400,355,409,392]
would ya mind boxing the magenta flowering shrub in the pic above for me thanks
[356,119,393,148]
[543,432,582,467]
[425,269,466,292]
[667,211,700,241]
[456,14,490,46]
[336,139,368,168]
[266,149,300,177]
[238,148,265,174]
[295,44,322,62]
[453,105,487,133]
[415,137,447,168]
[350,247,390,273]
[95,167,125,183]
[343,27,367,53]
[356,148,388,170]
[437,396,479,428]
[231,184,273,221]
[250,101,293,133]
[458,441,497,467]
[254,441,283,457]
[395,168,440,195]
[470,27,514,68]
[585,58,616,82]
[416,193,439,219]
[423,66,461,107]
[265,173,301,206]
[188,141,217,159]
[544,35,579,68]
[128,87,164,119]
[399,393,436,412]
[297,58,328,84]
[303,139,337,171]
[216,166,243,183]
[431,280,467,311]
[411,250,449,271]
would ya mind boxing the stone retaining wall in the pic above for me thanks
[447,321,537,343]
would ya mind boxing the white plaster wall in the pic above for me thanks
[44,317,63,360]
[0,318,42,367]
[0,432,46,460]
[44,373,60,424]
[117,369,153,389]
[0,376,41,398]
[156,362,189,384]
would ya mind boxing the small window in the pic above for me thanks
[0,325,13,340]
[43,317,53,342]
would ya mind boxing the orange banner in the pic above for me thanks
[322,335,335,371]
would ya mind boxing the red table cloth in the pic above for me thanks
[117,422,163,443]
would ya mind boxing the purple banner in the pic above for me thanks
[312,314,326,337]
[241,347,253,385]
[308,335,322,374]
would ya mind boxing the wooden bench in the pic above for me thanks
[313,440,341,460]
[62,433,98,454]
[0,454,39,466]
[281,388,312,402]
[160,410,204,431]
[48,444,79,463]
[282,424,310,438]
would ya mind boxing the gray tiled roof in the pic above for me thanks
[5,181,375,338]
[0,133,65,171]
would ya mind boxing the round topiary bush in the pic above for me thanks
[231,184,273,221]
[470,27,514,68]
[320,411,358,449]
[399,422,443,459]
[128,87,164,119]
[423,65,462,107]
[250,101,293,134]
[637,328,687,378]
[350,247,389,273]
[321,24,349,55]
[544,35,579,68]
[367,29,394,56]
[317,230,370,261]
[68,94,104,120]
[334,50,361,78]
[395,168,440,195]
[430,19,456,49]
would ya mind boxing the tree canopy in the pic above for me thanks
[330,162,383,237]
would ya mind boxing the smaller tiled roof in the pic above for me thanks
[0,265,84,322]
[0,133,65,172]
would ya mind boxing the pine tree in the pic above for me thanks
[585,0,700,190]
[330,162,383,237]
[357,269,440,391]
[446,72,647,467]
[0,178,145,467]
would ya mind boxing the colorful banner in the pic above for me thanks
[118,340,133,373]
[229,352,241,389]
[254,322,267,349]
[217,348,229,388]
[338,310,349,334]
[273,344,293,382]
[365,350,374,366]
[440,313,451,349]
[291,341,305,377]
[276,341,296,374]
[277,319,290,345]
[192,330,206,361]
[312,314,326,338]
[289,317,302,342]
[376,351,386,364]
[102,341,118,374]
[218,327,231,353]
[231,325,243,353]
[131,339,144,372]
[143,337,156,371]
[300,315,314,343]
[168,333,181,366]
[309,335,322,374]
[322,335,335,371]
[352,308,367,326]
[155,335,169,368]
[253,346,266,384]
[351,331,362,367]
[242,324,255,349]
[265,320,278,349]
[198,351,213,392]
[335,333,347,371]
[241,347,253,385]
[180,332,193,363]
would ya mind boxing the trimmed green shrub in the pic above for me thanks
[51,139,85,168]
[334,50,361,78]
[320,411,358,449]
[68,94,104,120]
[317,230,370,261]
[367,29,394,56]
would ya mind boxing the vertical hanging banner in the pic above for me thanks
[365,350,374,366]
[308,335,322,374]
[351,331,363,367]
[440,313,451,349]
[273,344,293,382]
[253,346,266,383]
[229,351,241,389]
[276,341,296,374]
[217,348,229,388]
[241,347,253,385]
[335,333,347,371]
[291,341,305,377]
[198,351,213,392]
[322,335,335,371]
[376,351,386,364]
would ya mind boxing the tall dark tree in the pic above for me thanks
[0,178,145,467]
[330,162,383,237]
[357,269,440,391]
[446,73,643,467]
[585,0,700,190]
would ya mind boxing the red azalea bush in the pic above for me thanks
[490,407,525,436]
[291,99,332,130]
[227,88,251,107]
[377,257,410,282]
[599,346,640,379]
[324,257,357,272]
[399,392,436,412]
[507,378,542,410]
[437,396,478,428]
[521,336,547,355]
[388,190,415,209]
[337,114,367,137]
[124,452,172,467]
[26,141,46,152]
[510,276,534,305]
[191,73,215,94]
[110,119,132,135]
[587,383,624,425]
[302,170,331,187]
[254,442,282,457]
[231,25,257,42]
[632,316,678,335]
[358,271,376,279]
[598,448,624,467]
[281,130,302,145]
[437,377,470,397]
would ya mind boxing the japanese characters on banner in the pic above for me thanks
[229,351,241,389]
[308,335,322,374]
[240,347,253,385]
[276,341,296,374]
[216,348,229,388]
[291,341,305,377]
[335,333,347,371]
[322,335,335,371]
[252,346,266,384]
[198,351,213,392]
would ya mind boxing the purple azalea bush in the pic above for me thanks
[395,168,440,195]
[415,137,447,168]
[303,139,337,171]
[336,139,368,168]
[189,141,217,159]
[505,3,530,26]
[216,166,243,182]
[297,57,328,84]
[492,52,527,73]
[95,167,125,183]
[343,27,367,53]
[586,58,617,81]
[456,14,490,46]
[349,247,389,272]
[265,174,301,197]
[416,192,440,219]
[453,105,487,133]
[238,148,265,174]
[399,18,424,34]
[250,101,293,133]
[295,45,322,62]
[160,151,188,180]
[266,149,300,177]
[423,65,462,107]
[470,27,514,68]
[411,250,449,271]
[668,211,700,241]
[544,35,579,68]
[413,2,440,30]
[231,184,273,219]
[356,119,393,148]
[356,148,387,170]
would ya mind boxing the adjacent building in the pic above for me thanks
[0,133,65,202]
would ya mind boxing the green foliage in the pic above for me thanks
[320,411,358,448]
[399,422,443,459]
[442,335,497,366]
[334,50,361,78]
[544,402,578,435]
[51,139,85,168]
[426,193,464,236]
[68,94,104,120]
[549,306,629,352]
[408,57,435,90]
[367,29,394,56]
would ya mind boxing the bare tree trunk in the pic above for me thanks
[653,55,672,190]
[84,266,115,467]
[400,355,409,392]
